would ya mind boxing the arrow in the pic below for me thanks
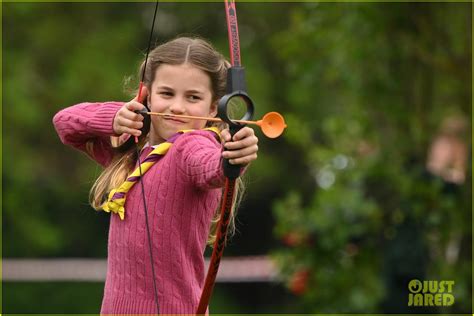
[140,110,287,138]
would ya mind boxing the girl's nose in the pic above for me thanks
[169,99,185,114]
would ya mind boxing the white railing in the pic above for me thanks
[2,256,279,283]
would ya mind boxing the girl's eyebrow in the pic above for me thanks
[186,89,204,95]
[156,86,204,94]
[156,85,173,90]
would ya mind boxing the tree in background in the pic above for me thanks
[271,2,471,313]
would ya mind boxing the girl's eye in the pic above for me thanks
[188,95,201,101]
[159,91,173,97]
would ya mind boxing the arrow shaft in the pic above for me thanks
[145,112,258,126]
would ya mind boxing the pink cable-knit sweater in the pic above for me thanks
[53,101,227,314]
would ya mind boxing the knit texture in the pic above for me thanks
[53,102,227,314]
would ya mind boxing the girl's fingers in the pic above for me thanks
[226,153,258,166]
[224,135,258,150]
[222,145,259,160]
[113,101,146,135]
[114,123,142,137]
[221,127,254,144]
[121,127,142,137]
[126,100,144,110]
[232,127,254,141]
[117,117,144,130]
[221,127,258,165]
[224,127,256,147]
[122,108,144,122]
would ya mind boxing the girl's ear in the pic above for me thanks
[209,100,218,117]
[145,86,152,109]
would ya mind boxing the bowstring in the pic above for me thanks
[136,1,160,314]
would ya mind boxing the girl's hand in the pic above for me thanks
[112,87,148,137]
[221,127,259,166]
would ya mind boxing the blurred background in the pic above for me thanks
[2,1,472,314]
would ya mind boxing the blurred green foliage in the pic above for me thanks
[2,1,471,314]
[270,2,471,314]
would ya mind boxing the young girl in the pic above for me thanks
[53,37,258,314]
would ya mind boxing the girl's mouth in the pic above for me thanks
[163,117,187,124]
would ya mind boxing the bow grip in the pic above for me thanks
[218,67,254,180]
[222,124,244,179]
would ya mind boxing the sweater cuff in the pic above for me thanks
[86,102,122,136]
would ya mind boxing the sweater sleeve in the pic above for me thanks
[173,130,227,190]
[52,101,124,167]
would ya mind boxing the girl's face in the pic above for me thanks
[147,63,217,145]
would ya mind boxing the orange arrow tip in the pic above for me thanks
[260,112,287,138]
